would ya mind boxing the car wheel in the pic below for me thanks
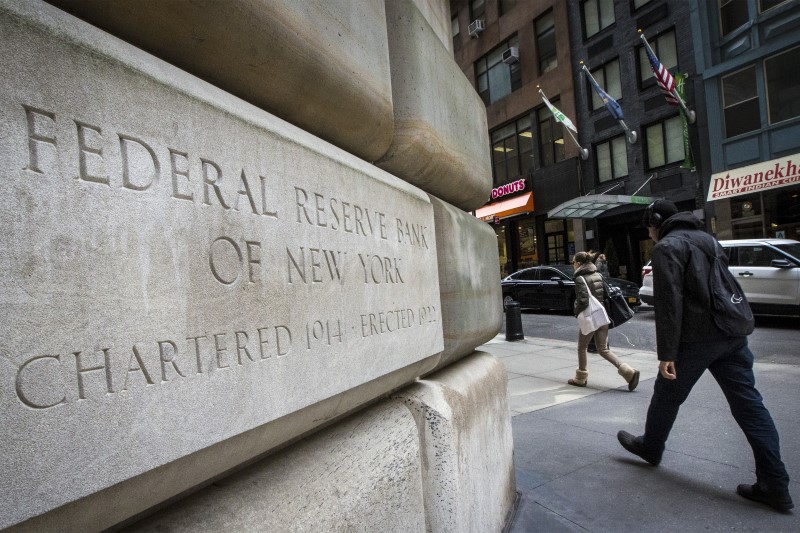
[503,295,515,311]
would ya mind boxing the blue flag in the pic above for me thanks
[584,69,624,121]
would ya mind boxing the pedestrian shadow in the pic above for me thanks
[613,457,749,507]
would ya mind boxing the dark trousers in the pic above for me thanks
[642,337,790,491]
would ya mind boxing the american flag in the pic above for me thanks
[644,44,679,106]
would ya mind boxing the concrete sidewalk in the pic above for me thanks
[478,334,799,532]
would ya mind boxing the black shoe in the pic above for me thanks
[617,431,661,466]
[736,483,794,512]
[587,345,598,353]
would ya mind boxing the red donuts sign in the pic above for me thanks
[491,178,526,199]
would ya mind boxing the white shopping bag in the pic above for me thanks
[576,276,610,335]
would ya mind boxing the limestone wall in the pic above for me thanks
[378,0,492,211]
[45,0,395,164]
[45,0,491,212]
[0,1,512,531]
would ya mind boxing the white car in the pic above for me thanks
[639,260,653,306]
[641,239,800,316]
[720,239,800,316]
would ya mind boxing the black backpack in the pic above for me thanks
[681,237,755,336]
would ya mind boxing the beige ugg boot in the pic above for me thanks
[618,363,640,391]
[568,369,589,387]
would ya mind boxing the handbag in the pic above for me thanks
[576,276,610,335]
[601,278,634,329]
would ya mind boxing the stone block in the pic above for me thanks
[379,0,492,212]
[115,402,427,532]
[44,0,394,163]
[393,352,516,533]
[410,0,453,53]
[45,0,491,212]
[429,195,502,371]
[0,1,442,529]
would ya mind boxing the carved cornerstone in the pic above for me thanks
[0,1,442,527]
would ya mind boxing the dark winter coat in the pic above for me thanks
[573,262,605,317]
[651,212,731,361]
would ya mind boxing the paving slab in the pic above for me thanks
[477,335,800,532]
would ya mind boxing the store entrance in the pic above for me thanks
[544,219,569,264]
[546,234,565,263]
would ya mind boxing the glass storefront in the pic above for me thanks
[495,223,510,278]
[714,185,800,240]
[516,218,538,268]
[479,183,579,276]
[489,215,575,277]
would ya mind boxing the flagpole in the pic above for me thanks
[538,87,589,160]
[580,64,638,144]
[564,121,589,161]
[639,32,696,124]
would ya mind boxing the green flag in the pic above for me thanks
[676,74,694,169]
[540,91,578,134]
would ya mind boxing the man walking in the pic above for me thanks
[617,200,793,512]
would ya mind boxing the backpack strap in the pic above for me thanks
[673,234,719,265]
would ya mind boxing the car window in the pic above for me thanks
[549,265,574,277]
[774,243,800,263]
[733,245,782,267]
[542,267,567,280]
[724,247,737,265]
[517,269,538,281]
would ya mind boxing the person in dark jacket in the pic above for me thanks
[569,251,639,391]
[617,200,793,512]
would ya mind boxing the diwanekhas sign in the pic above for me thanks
[708,154,800,201]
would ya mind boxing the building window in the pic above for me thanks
[451,15,460,50]
[535,10,557,74]
[722,65,759,138]
[765,45,800,124]
[760,0,789,12]
[719,0,749,37]
[470,0,485,23]
[476,35,522,105]
[582,0,615,38]
[638,30,677,84]
[500,0,518,16]
[596,135,628,182]
[491,116,533,185]
[589,59,622,111]
[537,98,566,167]
[645,116,684,169]
[633,0,653,10]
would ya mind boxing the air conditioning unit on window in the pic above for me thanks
[468,19,485,38]
[502,47,519,64]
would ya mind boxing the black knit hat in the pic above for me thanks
[643,199,679,228]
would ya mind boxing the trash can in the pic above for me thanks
[505,300,524,341]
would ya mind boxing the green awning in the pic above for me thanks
[547,194,654,219]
